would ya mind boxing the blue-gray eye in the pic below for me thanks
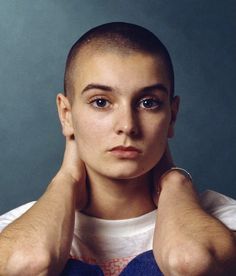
[96,99,107,107]
[139,98,161,109]
[91,98,110,108]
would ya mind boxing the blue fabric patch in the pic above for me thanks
[61,258,103,275]
[61,250,163,275]
[120,250,163,276]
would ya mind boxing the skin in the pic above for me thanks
[57,50,180,219]
[0,47,235,275]
[57,48,236,275]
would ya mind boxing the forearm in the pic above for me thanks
[0,171,78,275]
[153,171,236,275]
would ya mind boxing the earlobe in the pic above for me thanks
[56,93,74,137]
[167,96,180,138]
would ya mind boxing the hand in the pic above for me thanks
[152,143,174,205]
[59,135,88,210]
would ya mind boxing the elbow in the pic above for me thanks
[2,249,52,276]
[164,245,221,276]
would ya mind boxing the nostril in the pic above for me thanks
[116,126,138,136]
[114,109,139,136]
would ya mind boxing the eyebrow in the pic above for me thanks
[81,83,168,95]
[81,83,113,94]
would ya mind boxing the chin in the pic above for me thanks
[101,163,152,180]
[84,156,157,181]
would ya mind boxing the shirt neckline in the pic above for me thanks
[74,209,157,236]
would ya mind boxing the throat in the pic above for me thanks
[81,171,156,220]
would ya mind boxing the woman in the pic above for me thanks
[0,22,236,275]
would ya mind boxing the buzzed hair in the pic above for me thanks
[64,22,175,103]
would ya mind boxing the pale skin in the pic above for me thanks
[0,50,235,275]
[66,51,175,219]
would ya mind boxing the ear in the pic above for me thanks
[168,96,180,138]
[56,93,74,137]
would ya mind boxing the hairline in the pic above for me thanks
[65,46,174,104]
[64,23,175,104]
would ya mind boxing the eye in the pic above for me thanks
[89,97,111,109]
[138,98,162,109]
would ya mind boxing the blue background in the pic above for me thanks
[0,0,235,213]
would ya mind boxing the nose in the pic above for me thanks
[114,105,139,136]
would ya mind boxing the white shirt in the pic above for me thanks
[1,190,236,275]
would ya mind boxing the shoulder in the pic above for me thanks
[0,201,36,232]
[200,190,236,231]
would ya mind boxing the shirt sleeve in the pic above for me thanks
[200,190,236,231]
[0,201,36,232]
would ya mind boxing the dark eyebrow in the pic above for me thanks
[81,83,168,95]
[81,83,113,94]
[140,83,168,95]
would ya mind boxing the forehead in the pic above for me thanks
[71,48,171,96]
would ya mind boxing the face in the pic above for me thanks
[66,51,178,180]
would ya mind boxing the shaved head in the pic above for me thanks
[64,22,174,103]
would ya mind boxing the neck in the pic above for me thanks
[81,167,156,219]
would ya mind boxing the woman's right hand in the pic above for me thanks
[59,135,88,210]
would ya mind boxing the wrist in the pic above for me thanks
[162,167,192,182]
[56,169,87,211]
[159,167,193,193]
[57,169,82,185]
[48,171,79,195]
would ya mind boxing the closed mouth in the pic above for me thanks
[110,146,141,152]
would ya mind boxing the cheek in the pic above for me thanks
[72,111,111,158]
[154,120,170,143]
[145,113,170,140]
[143,116,170,159]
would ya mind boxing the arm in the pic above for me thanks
[153,170,236,276]
[0,136,86,275]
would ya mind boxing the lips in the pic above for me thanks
[111,146,141,152]
[109,146,141,158]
